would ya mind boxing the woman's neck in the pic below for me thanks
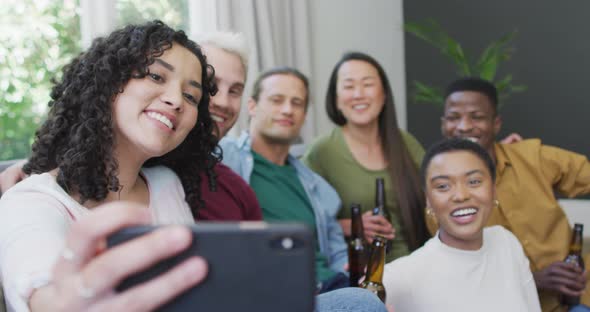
[114,156,145,196]
[81,144,149,208]
[342,122,380,147]
[438,230,484,251]
[341,122,386,170]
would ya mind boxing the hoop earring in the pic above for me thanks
[493,199,500,209]
[425,208,438,225]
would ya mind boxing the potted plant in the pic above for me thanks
[405,20,526,108]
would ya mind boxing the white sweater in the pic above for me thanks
[384,225,541,312]
[0,166,195,312]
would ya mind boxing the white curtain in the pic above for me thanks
[80,0,117,49]
[211,0,317,146]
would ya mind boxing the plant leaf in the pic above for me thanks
[475,31,517,80]
[412,81,445,107]
[443,39,471,76]
[406,22,526,109]
[495,75,513,94]
[406,20,473,76]
[405,20,448,50]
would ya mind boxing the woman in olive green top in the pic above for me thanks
[303,52,429,263]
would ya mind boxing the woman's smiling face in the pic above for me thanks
[112,43,203,160]
[425,150,495,250]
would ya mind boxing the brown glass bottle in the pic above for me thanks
[561,223,585,307]
[361,235,387,302]
[373,178,393,253]
[348,203,367,287]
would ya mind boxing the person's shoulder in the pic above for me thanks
[498,138,542,153]
[399,129,421,147]
[219,132,249,149]
[387,238,435,271]
[305,128,339,157]
[218,135,239,152]
[484,225,522,249]
[310,128,339,148]
[484,224,510,236]
[219,133,250,170]
[385,254,413,272]
[142,165,175,177]
[384,240,432,292]
[0,172,77,220]
[215,163,248,186]
[141,166,186,197]
[496,139,549,167]
[399,129,425,162]
[141,166,179,184]
[291,156,340,201]
[399,128,418,141]
[1,172,62,199]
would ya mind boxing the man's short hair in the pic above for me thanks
[445,77,498,113]
[250,67,310,109]
[194,31,250,76]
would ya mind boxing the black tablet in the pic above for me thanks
[107,222,316,312]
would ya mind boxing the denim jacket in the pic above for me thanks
[219,132,348,273]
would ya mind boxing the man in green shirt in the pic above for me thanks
[220,67,350,292]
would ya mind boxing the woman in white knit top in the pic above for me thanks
[0,21,219,311]
[383,138,541,312]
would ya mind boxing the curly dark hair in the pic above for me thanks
[23,20,220,216]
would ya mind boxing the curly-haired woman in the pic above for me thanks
[0,20,217,311]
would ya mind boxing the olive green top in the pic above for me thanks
[303,127,425,263]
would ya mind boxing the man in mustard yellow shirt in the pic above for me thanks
[438,77,590,312]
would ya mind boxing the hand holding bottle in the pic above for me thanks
[362,210,395,243]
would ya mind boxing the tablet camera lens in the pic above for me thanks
[281,237,294,250]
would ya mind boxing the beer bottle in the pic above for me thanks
[348,203,367,287]
[561,223,585,307]
[373,178,393,252]
[361,235,387,302]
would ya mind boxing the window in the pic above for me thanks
[1,0,214,161]
[0,0,81,160]
[116,0,189,31]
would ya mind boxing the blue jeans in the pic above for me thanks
[316,287,387,312]
[318,272,350,294]
[570,304,590,312]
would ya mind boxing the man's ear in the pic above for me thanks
[440,116,446,136]
[247,98,257,118]
[493,114,502,136]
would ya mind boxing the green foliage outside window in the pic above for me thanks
[0,0,81,161]
[0,0,189,161]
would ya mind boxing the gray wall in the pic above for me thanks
[309,0,407,137]
[404,0,590,159]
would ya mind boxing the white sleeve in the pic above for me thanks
[0,191,72,312]
[504,228,542,312]
[141,166,194,225]
[383,260,411,310]
[520,251,542,311]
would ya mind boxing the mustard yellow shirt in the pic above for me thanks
[427,139,590,312]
